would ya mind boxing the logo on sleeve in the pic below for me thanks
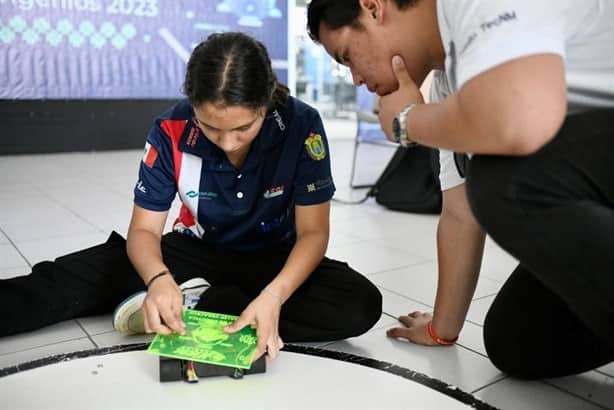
[304,133,326,161]
[136,180,147,193]
[480,11,517,32]
[306,178,332,193]
[143,142,158,168]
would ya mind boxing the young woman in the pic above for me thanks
[2,32,382,360]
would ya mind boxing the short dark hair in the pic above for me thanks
[307,0,418,43]
[183,32,288,109]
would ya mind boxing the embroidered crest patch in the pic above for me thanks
[304,133,326,161]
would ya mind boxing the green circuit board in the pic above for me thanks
[147,309,258,369]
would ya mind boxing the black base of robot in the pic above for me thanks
[159,356,266,382]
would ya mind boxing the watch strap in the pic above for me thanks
[397,103,419,148]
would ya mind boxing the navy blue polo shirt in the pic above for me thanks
[133,97,335,252]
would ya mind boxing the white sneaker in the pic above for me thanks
[112,277,209,335]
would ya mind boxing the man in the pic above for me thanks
[307,0,614,379]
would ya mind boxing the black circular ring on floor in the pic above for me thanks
[0,343,498,410]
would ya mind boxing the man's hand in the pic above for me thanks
[142,274,186,335]
[378,55,424,140]
[223,292,284,360]
[386,311,438,346]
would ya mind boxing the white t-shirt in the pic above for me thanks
[433,0,614,191]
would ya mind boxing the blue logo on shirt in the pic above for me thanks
[186,190,218,199]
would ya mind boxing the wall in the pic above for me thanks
[0,99,177,154]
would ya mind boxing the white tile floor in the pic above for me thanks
[0,118,612,409]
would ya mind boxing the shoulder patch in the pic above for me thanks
[304,133,326,161]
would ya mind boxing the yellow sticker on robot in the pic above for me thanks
[305,133,326,161]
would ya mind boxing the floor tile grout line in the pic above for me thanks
[7,230,108,246]
[470,374,509,395]
[75,319,99,349]
[541,379,611,410]
[2,185,112,248]
[0,335,91,358]
[36,188,110,236]
[376,282,499,320]
[454,342,489,360]
[373,241,439,257]
[90,329,121,336]
[464,319,484,328]
[595,368,614,378]
[367,259,435,278]
[354,237,439,259]
[0,227,32,268]
[376,284,434,309]
[381,312,398,321]
[471,293,498,302]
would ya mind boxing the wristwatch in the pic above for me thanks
[392,103,419,147]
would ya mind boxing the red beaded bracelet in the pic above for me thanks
[427,320,459,345]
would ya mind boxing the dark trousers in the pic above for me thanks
[1,232,382,342]
[466,109,614,379]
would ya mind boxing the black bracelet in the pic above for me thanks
[146,270,171,288]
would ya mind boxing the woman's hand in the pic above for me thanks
[141,274,186,335]
[223,291,284,360]
[386,311,438,346]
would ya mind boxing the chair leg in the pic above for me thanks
[350,129,376,189]
[349,131,360,188]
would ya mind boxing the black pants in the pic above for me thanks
[466,109,614,379]
[1,232,382,342]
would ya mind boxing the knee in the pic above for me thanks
[483,304,543,380]
[343,277,383,337]
[483,311,518,377]
[483,310,527,379]
[362,280,383,327]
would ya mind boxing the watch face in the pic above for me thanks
[392,117,401,143]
